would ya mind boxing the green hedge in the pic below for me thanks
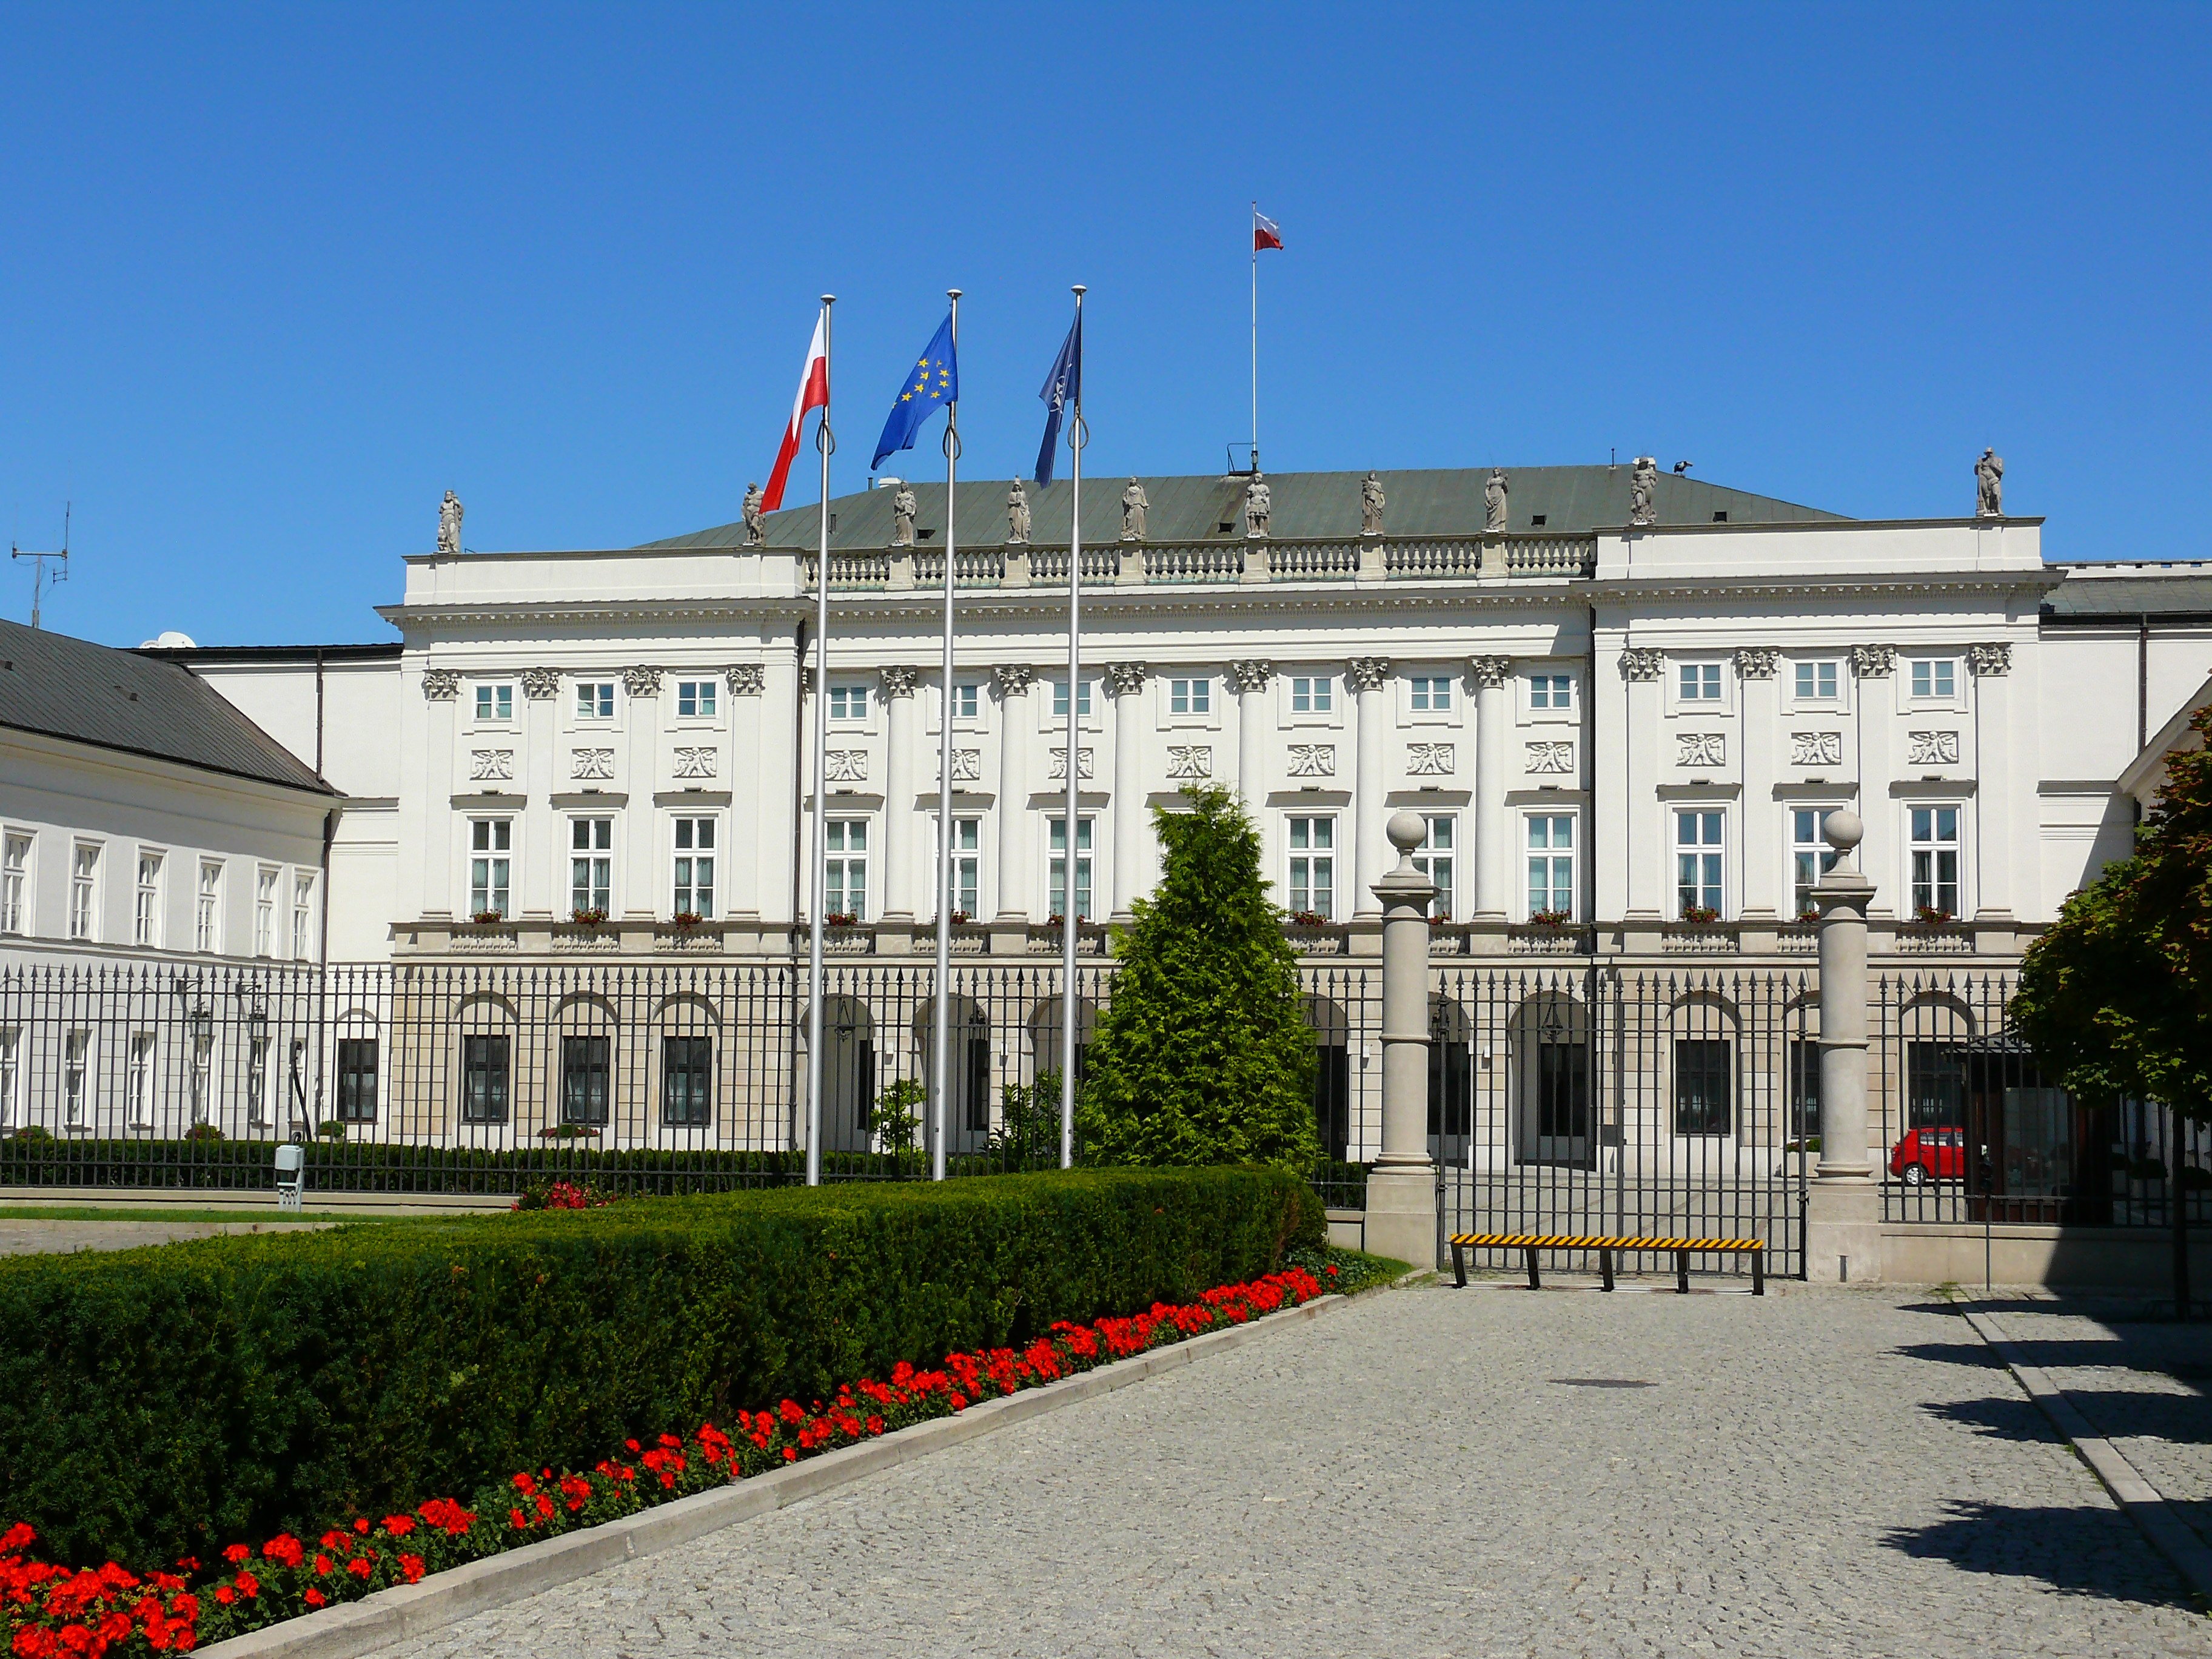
[0,1166,1322,1564]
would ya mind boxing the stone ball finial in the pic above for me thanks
[1387,809,1428,854]
[1821,809,1863,854]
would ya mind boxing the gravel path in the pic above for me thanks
[379,1282,2210,1658]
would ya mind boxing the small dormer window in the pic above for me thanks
[1712,511,1729,523]
[1530,514,1547,528]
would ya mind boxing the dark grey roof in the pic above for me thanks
[639,465,1844,551]
[2042,563,2212,620]
[0,618,332,795]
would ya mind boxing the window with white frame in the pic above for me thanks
[950,682,980,721]
[253,866,278,956]
[1289,674,1333,714]
[292,873,315,959]
[69,843,100,942]
[574,681,616,720]
[0,1027,18,1130]
[1050,678,1094,718]
[189,1029,212,1124]
[676,679,717,719]
[1675,809,1726,917]
[135,850,164,948]
[825,819,868,918]
[1678,662,1723,702]
[943,816,981,919]
[1287,816,1335,920]
[1527,814,1576,920]
[128,1031,156,1129]
[474,683,514,722]
[571,818,613,915]
[1529,673,1574,711]
[1414,816,1454,919]
[1048,817,1094,921]
[1793,660,1840,702]
[1,832,28,935]
[196,859,224,951]
[247,1033,271,1126]
[468,821,511,919]
[1911,805,1962,917]
[1908,658,1957,700]
[1167,677,1210,716]
[828,683,869,722]
[1407,675,1453,712]
[672,817,716,916]
[1790,808,1840,919]
[64,1030,88,1128]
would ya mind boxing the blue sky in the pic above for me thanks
[2,2,2207,646]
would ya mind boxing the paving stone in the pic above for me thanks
[379,1284,2211,1658]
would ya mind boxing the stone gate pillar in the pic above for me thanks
[1365,809,1439,1269]
[1808,808,1881,1283]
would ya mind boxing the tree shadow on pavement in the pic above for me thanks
[1882,1501,2197,1609]
[1919,1394,2067,1443]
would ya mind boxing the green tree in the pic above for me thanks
[1078,785,1319,1169]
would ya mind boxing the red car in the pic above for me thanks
[1891,1127,1968,1185]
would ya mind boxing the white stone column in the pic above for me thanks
[1737,648,1780,919]
[1852,646,1897,922]
[1620,648,1665,928]
[1348,657,1392,919]
[420,669,458,917]
[993,665,1035,921]
[1364,810,1439,1269]
[1969,643,2014,920]
[1808,809,1880,1284]
[1469,656,1512,917]
[1229,660,1272,808]
[724,664,765,922]
[520,669,560,918]
[620,667,660,920]
[879,665,920,923]
[1108,663,1147,921]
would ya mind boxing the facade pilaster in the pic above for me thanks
[1348,657,1392,919]
[420,668,458,917]
[1108,663,1147,921]
[1229,660,1272,808]
[1736,648,1780,920]
[520,669,560,918]
[724,663,765,923]
[620,667,660,919]
[879,665,920,922]
[1469,656,1512,917]
[993,665,1035,922]
[1619,647,1664,927]
[1968,642,2015,920]
[1851,645,1897,920]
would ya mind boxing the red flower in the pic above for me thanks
[232,1572,258,1600]
[260,1536,304,1569]
[350,1518,370,1536]
[220,1546,250,1567]
[318,1532,346,1551]
[508,1509,528,1532]
[0,1525,35,1555]
[380,1515,415,1537]
[303,1587,326,1608]
[345,1558,372,1580]
[13,1627,56,1659]
[398,1555,425,1586]
[312,1555,333,1577]
[213,1588,235,1607]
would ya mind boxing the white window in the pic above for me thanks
[1678,662,1723,702]
[189,1030,212,1124]
[1048,817,1094,921]
[196,859,224,951]
[1167,677,1210,717]
[943,816,981,919]
[1911,805,1962,917]
[1791,808,1840,919]
[1287,817,1335,920]
[1289,675,1333,714]
[135,850,164,948]
[469,820,511,919]
[2,831,31,934]
[247,1033,270,1127]
[676,680,717,719]
[292,873,315,959]
[1527,814,1575,920]
[128,1032,156,1130]
[1794,660,1840,701]
[575,682,616,720]
[1529,674,1574,711]
[64,1031,88,1128]
[672,817,716,915]
[0,1027,18,1130]
[253,866,278,957]
[1414,816,1454,919]
[1909,658,1957,700]
[1408,675,1453,712]
[1675,809,1726,917]
[69,843,101,942]
[474,683,514,722]
[571,818,614,914]
[950,682,980,721]
[1051,679,1094,718]
[828,684,869,722]
[825,819,868,919]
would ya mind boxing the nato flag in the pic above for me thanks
[870,312,959,473]
[1033,306,1083,485]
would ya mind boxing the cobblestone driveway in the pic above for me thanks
[384,1284,2209,1658]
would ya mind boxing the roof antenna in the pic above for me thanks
[12,502,70,630]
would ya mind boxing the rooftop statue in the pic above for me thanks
[1976,447,2004,517]
[1244,472,1272,538]
[437,490,463,556]
[741,482,765,546]
[1121,478,1149,540]
[1484,468,1509,533]
[1361,472,1385,536]
[1630,457,1657,526]
[891,484,918,548]
[1006,479,1031,544]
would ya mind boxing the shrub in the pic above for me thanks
[0,1165,1320,1564]
[1079,786,1319,1171]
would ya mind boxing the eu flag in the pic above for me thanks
[870,312,959,472]
[1034,305,1082,485]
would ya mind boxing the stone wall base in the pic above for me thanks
[1882,1222,2208,1289]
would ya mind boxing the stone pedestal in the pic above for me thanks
[1808,808,1880,1284]
[1366,811,1439,1270]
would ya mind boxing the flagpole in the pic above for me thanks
[806,295,834,1188]
[1250,203,1259,474]
[1061,284,1086,1171]
[931,289,961,1182]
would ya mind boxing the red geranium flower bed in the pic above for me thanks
[0,1267,1324,1656]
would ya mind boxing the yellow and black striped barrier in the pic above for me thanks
[1447,1232,1766,1295]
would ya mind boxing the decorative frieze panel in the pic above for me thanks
[1677,732,1726,768]
[1968,642,2012,677]
[1047,748,1095,782]
[469,749,514,782]
[1289,744,1337,778]
[520,668,561,700]
[421,669,461,700]
[672,747,718,779]
[1166,745,1213,780]
[571,749,615,780]
[1407,743,1456,776]
[1619,649,1664,682]
[725,664,765,696]
[1851,644,1895,678]
[622,667,662,697]
[825,750,869,783]
[1526,741,1574,775]
[1789,731,1843,767]
[941,748,982,782]
[1907,730,1961,766]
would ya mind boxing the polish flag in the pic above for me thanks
[762,310,830,512]
[1253,209,1283,252]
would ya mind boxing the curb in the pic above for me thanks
[198,1281,1388,1659]
[1959,1300,2212,1605]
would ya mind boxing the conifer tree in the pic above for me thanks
[1078,785,1320,1169]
